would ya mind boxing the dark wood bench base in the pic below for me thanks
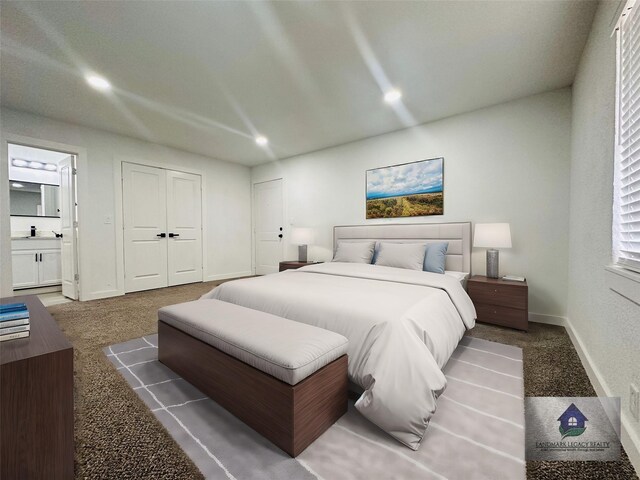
[158,321,348,457]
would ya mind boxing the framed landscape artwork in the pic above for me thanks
[366,157,444,219]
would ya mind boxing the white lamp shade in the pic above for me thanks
[473,223,512,248]
[290,227,315,246]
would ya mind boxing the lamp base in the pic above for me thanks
[486,249,499,279]
[298,245,308,263]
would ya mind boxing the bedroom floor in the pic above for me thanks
[47,281,638,480]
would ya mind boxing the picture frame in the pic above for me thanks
[366,157,444,219]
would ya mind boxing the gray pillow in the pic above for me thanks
[423,242,449,274]
[374,242,427,270]
[332,241,376,264]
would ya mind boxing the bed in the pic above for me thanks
[201,222,476,450]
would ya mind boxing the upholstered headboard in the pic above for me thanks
[333,222,472,274]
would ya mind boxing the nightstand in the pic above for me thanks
[278,261,323,272]
[467,275,528,331]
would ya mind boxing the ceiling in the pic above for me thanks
[0,1,597,166]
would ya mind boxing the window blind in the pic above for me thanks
[615,0,640,273]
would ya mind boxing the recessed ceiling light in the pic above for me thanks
[12,158,28,167]
[29,161,44,169]
[11,183,24,188]
[85,73,111,91]
[255,135,268,146]
[44,163,58,171]
[384,89,402,103]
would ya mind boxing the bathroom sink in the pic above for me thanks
[11,236,59,239]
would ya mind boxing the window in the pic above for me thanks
[615,0,640,274]
[568,417,578,427]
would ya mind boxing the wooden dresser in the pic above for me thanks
[0,295,74,479]
[467,275,528,331]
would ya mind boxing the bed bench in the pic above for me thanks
[157,299,349,457]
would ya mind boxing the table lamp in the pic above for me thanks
[290,227,315,262]
[473,223,512,279]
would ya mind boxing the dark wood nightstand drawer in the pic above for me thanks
[279,263,302,272]
[279,261,323,272]
[468,282,527,310]
[475,303,528,331]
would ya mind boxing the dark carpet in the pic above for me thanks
[46,282,638,480]
[48,281,224,480]
[468,323,638,480]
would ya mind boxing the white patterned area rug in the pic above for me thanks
[105,335,525,480]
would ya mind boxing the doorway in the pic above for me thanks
[122,162,203,293]
[253,179,284,275]
[7,143,79,300]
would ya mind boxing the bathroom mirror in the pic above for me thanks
[9,181,60,217]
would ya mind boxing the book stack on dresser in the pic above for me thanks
[0,303,30,342]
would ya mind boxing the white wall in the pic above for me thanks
[0,108,252,300]
[9,164,60,185]
[8,144,69,185]
[7,145,67,233]
[253,89,572,318]
[568,0,640,469]
[10,216,62,237]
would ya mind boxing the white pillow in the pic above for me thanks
[332,241,376,264]
[374,242,427,270]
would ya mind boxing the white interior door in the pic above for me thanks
[254,179,284,275]
[59,156,78,299]
[123,163,168,293]
[166,170,202,286]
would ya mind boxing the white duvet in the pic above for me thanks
[201,262,476,450]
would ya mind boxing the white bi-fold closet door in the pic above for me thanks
[123,162,203,293]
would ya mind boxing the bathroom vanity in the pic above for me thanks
[11,237,62,289]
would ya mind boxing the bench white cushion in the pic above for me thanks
[158,299,348,385]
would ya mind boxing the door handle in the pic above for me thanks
[168,233,179,238]
[156,233,166,238]
[278,234,283,238]
[40,254,43,262]
[35,253,38,262]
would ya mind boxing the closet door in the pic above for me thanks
[166,170,202,286]
[123,163,168,292]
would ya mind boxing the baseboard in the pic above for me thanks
[528,312,566,326]
[562,316,640,475]
[204,271,253,282]
[527,311,639,473]
[13,285,62,296]
[78,274,252,301]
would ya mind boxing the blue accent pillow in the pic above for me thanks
[371,241,380,264]
[423,242,449,274]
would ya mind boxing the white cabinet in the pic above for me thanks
[11,250,40,289]
[39,250,62,285]
[11,239,62,289]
